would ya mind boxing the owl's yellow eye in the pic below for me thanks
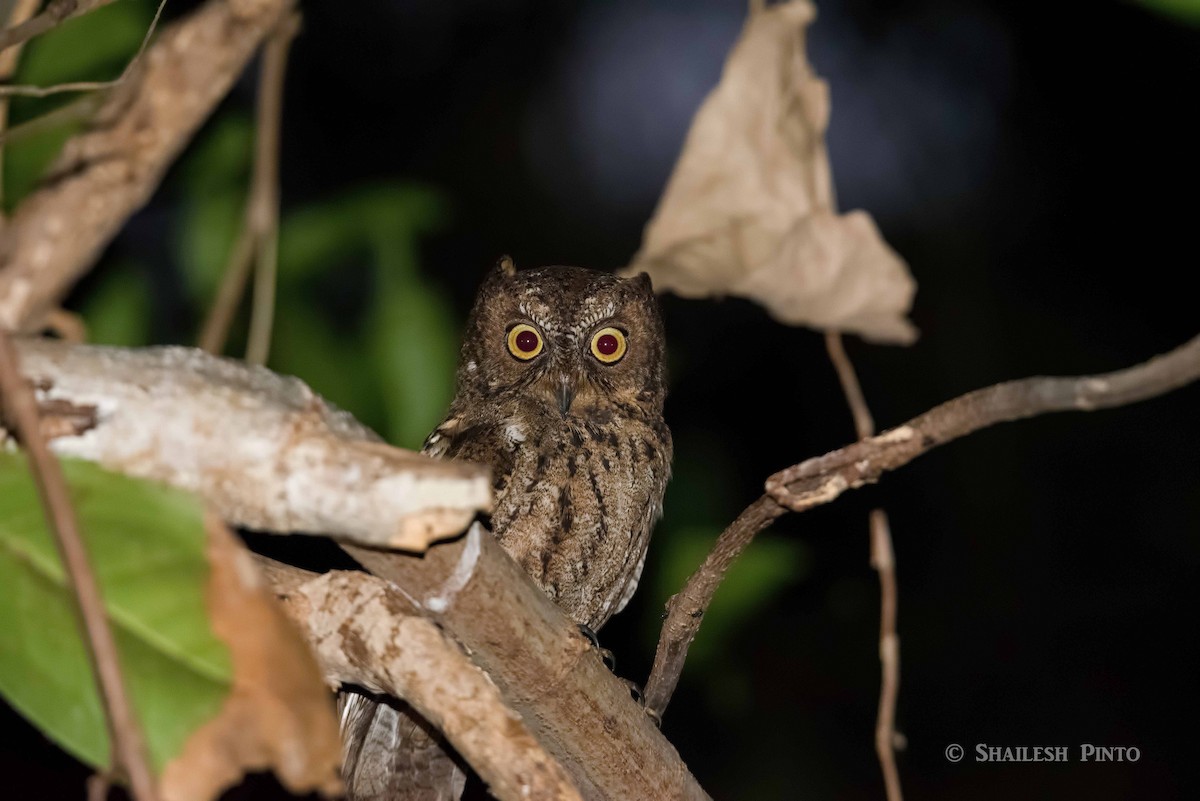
[507,324,543,360]
[590,327,627,364]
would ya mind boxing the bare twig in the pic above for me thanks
[824,331,874,440]
[823,331,903,801]
[0,0,116,55]
[0,330,158,801]
[870,509,902,801]
[0,0,167,98]
[643,333,1200,718]
[0,92,101,149]
[197,218,254,353]
[43,306,86,342]
[263,556,586,801]
[243,15,297,365]
[244,13,297,364]
[198,13,299,358]
[0,0,296,332]
[0,0,40,212]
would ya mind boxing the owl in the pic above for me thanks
[340,259,672,800]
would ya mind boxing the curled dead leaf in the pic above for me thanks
[626,0,917,344]
[159,515,342,801]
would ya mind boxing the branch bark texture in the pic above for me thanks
[12,338,491,550]
[346,528,710,801]
[263,556,583,801]
[0,0,295,331]
[643,333,1200,717]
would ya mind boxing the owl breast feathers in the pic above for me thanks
[424,259,672,629]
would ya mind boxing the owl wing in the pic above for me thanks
[339,691,465,801]
[423,413,518,486]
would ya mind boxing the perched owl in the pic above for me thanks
[340,259,672,800]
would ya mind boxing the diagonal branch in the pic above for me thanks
[346,528,711,801]
[6,337,710,798]
[261,555,584,801]
[0,329,157,801]
[0,0,296,332]
[643,332,1200,719]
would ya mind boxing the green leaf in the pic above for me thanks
[14,1,153,88]
[0,454,231,772]
[270,300,387,433]
[173,114,254,303]
[361,188,456,448]
[4,1,156,208]
[76,262,153,347]
[650,525,809,667]
[1134,0,1200,26]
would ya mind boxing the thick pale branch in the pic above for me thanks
[262,555,583,801]
[346,528,711,801]
[5,338,707,797]
[644,333,1200,718]
[0,0,295,331]
[10,338,491,550]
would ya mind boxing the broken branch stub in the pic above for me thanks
[11,338,491,550]
[625,0,917,344]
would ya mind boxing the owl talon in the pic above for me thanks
[620,679,661,727]
[578,624,617,671]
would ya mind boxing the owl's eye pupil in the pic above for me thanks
[515,330,540,352]
[595,334,619,356]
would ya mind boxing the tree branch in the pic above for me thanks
[0,0,167,99]
[198,11,299,359]
[0,0,116,55]
[346,529,711,801]
[261,553,585,801]
[824,331,903,801]
[244,12,297,365]
[6,337,709,799]
[0,0,296,332]
[11,338,491,550]
[643,332,1200,718]
[0,329,158,801]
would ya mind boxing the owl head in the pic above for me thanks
[455,258,667,418]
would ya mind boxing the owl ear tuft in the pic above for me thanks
[493,255,517,279]
[630,271,654,294]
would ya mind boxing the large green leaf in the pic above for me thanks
[361,187,457,449]
[0,454,231,772]
[651,525,808,668]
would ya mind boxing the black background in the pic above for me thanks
[3,0,1198,798]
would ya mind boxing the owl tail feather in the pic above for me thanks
[338,688,467,801]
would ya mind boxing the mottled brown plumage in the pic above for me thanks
[340,260,672,800]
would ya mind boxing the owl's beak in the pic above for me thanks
[557,379,576,415]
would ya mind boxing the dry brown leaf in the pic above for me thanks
[159,515,342,801]
[625,0,917,344]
